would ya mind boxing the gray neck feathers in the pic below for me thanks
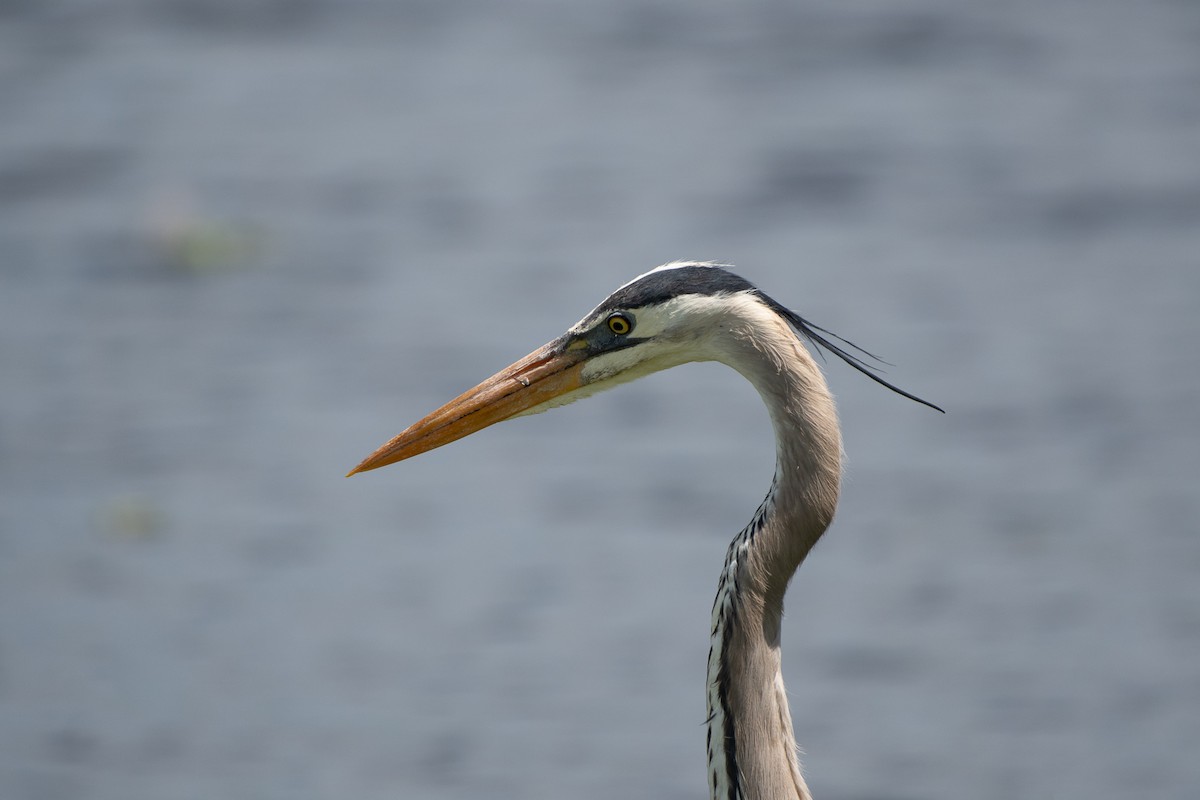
[705,305,842,800]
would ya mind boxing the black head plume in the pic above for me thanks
[755,292,945,414]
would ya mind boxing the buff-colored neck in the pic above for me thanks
[705,305,842,800]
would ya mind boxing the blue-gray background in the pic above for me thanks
[3,2,1198,798]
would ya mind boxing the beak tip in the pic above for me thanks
[346,460,374,477]
[347,449,396,477]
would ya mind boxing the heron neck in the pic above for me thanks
[724,314,843,598]
[706,319,841,800]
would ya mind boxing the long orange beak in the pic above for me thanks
[347,339,587,476]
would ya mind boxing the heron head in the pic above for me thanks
[347,263,758,474]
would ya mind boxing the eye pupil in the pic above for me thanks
[607,314,632,335]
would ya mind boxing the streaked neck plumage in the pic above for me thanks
[704,301,842,800]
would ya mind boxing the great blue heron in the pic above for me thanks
[349,262,941,800]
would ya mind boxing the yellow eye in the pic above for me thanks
[606,313,633,335]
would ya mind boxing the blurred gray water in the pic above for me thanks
[3,1,1199,798]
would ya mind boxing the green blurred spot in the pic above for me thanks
[99,495,166,540]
